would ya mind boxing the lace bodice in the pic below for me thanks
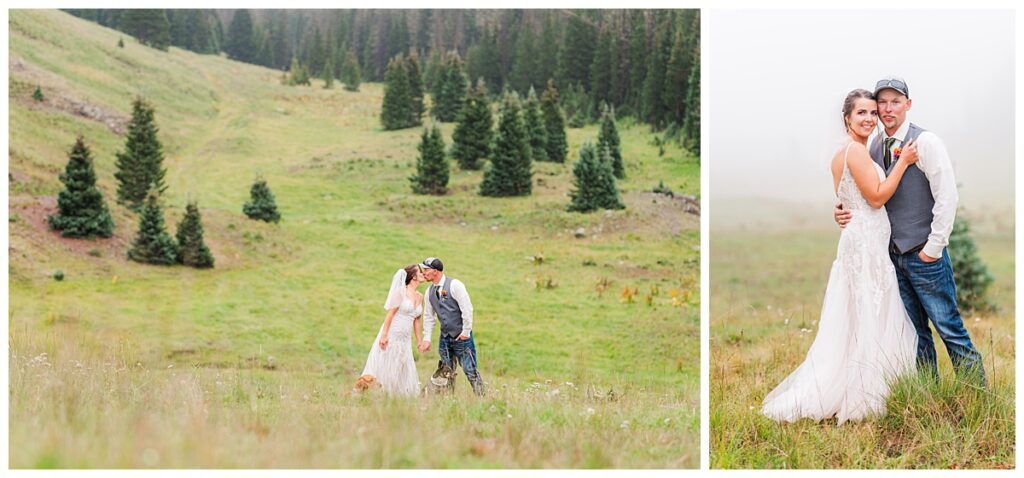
[387,296,422,341]
[835,144,895,315]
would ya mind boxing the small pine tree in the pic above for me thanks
[322,58,334,89]
[948,215,995,312]
[597,104,624,178]
[287,57,311,86]
[176,201,214,268]
[341,49,361,92]
[523,87,549,163]
[541,79,568,163]
[115,97,167,211]
[127,190,179,265]
[568,142,625,213]
[32,85,44,102]
[381,55,413,130]
[405,53,425,126]
[432,51,468,122]
[243,178,281,223]
[410,125,449,195]
[48,136,115,238]
[480,93,532,197]
[118,37,125,48]
[451,79,493,171]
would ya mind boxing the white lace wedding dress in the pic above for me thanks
[361,295,421,396]
[761,143,917,424]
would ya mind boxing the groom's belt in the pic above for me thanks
[890,240,927,255]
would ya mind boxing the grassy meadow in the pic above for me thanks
[7,11,700,468]
[710,224,1015,469]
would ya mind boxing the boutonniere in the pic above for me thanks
[892,146,902,161]
[440,289,448,298]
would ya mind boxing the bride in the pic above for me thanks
[361,264,426,396]
[762,89,919,424]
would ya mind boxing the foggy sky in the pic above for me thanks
[709,10,1014,226]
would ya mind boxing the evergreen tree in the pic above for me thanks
[563,81,594,128]
[567,142,625,213]
[432,51,468,122]
[641,20,671,129]
[115,97,167,211]
[536,14,559,90]
[48,136,115,238]
[118,9,171,51]
[185,9,215,54]
[588,28,613,106]
[176,201,214,268]
[286,57,312,86]
[607,34,625,107]
[127,190,179,265]
[480,93,532,197]
[118,37,125,48]
[466,28,502,92]
[322,57,335,89]
[405,53,425,126]
[243,178,282,223]
[341,49,362,91]
[451,79,493,170]
[226,9,257,63]
[32,85,43,102]
[597,104,624,178]
[949,215,995,312]
[509,24,537,94]
[308,26,327,74]
[681,59,700,157]
[664,11,699,127]
[424,48,443,91]
[626,12,649,115]
[523,87,549,163]
[410,125,449,195]
[381,55,413,130]
[556,10,597,91]
[540,80,568,163]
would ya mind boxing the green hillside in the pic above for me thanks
[8,10,700,468]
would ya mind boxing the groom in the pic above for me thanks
[834,76,986,385]
[417,257,486,396]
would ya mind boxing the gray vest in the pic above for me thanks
[869,122,932,254]
[428,277,463,338]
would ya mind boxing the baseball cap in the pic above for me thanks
[874,76,909,98]
[421,257,444,271]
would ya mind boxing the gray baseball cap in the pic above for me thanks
[874,76,909,98]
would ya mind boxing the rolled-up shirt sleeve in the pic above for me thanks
[422,292,436,343]
[916,132,958,259]
[451,279,473,337]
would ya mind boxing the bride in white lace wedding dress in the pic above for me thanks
[762,89,918,424]
[361,265,425,396]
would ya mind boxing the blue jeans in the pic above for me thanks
[439,332,485,396]
[891,248,986,385]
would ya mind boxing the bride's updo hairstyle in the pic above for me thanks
[842,88,875,131]
[403,264,421,285]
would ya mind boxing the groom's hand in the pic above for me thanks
[418,341,431,352]
[918,250,940,263]
[834,203,852,229]
[457,334,470,341]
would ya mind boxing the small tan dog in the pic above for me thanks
[353,374,380,392]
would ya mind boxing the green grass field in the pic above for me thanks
[710,226,1015,469]
[8,10,699,468]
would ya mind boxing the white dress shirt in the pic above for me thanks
[422,274,474,342]
[873,119,959,259]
